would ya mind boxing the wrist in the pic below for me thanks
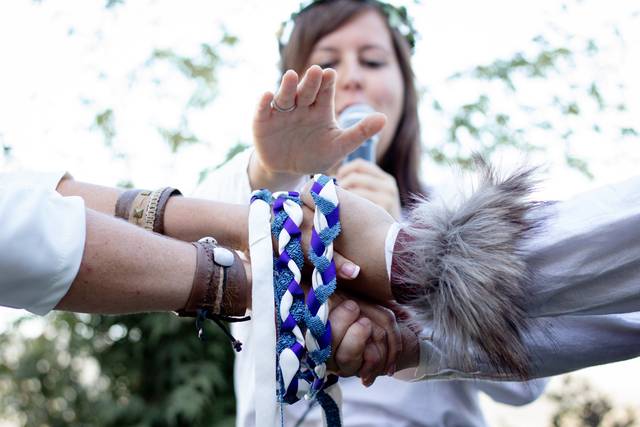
[396,325,420,371]
[249,150,304,191]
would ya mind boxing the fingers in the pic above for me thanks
[255,91,274,122]
[337,172,379,193]
[333,317,372,376]
[314,68,337,110]
[336,158,386,180]
[296,65,323,107]
[273,69,298,111]
[359,324,387,386]
[329,299,361,354]
[356,301,402,375]
[336,113,387,158]
[334,252,361,280]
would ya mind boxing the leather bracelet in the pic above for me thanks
[115,189,147,220]
[177,240,218,316]
[153,187,182,234]
[176,238,248,317]
[114,187,181,234]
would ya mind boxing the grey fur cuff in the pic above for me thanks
[391,161,543,377]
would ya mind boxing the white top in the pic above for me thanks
[0,171,86,315]
[195,149,547,427]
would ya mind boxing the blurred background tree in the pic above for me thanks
[0,0,638,426]
[548,376,637,427]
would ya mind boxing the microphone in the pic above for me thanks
[338,103,380,163]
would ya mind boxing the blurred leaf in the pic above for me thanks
[566,154,594,179]
[620,128,638,137]
[105,0,124,8]
[94,109,116,147]
[198,142,250,184]
[158,127,199,153]
[589,83,605,110]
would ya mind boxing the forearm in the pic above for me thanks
[56,178,250,251]
[55,209,251,315]
[56,209,194,314]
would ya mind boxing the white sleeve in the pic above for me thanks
[525,175,640,317]
[0,171,86,315]
[472,378,548,405]
[404,312,640,381]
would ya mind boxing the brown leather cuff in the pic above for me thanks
[115,187,181,235]
[220,250,249,317]
[177,241,216,316]
[176,241,249,318]
[115,189,145,220]
[153,187,182,234]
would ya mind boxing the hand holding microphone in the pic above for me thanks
[336,104,402,220]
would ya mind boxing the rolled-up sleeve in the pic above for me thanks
[0,171,86,315]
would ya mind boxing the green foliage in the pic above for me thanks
[548,376,638,427]
[144,34,237,152]
[158,126,200,154]
[0,313,236,426]
[426,2,638,176]
[94,108,116,147]
[198,142,250,185]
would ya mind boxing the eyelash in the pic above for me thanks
[318,60,386,69]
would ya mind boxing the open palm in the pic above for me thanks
[253,65,386,175]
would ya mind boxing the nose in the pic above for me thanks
[336,54,363,92]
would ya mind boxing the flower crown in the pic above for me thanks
[277,0,418,54]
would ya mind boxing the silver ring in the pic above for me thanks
[271,98,296,113]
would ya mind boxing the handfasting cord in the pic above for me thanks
[250,177,342,427]
[305,174,341,398]
[272,191,308,404]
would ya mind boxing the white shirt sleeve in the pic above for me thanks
[402,176,640,381]
[0,171,86,315]
[525,175,640,317]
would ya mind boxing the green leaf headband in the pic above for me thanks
[277,0,419,54]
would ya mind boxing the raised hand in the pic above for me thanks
[250,66,386,189]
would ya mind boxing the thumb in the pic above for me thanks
[336,112,386,157]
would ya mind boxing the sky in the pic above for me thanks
[1,0,639,424]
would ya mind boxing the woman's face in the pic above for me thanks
[307,9,405,162]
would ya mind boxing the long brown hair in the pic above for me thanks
[279,0,424,205]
